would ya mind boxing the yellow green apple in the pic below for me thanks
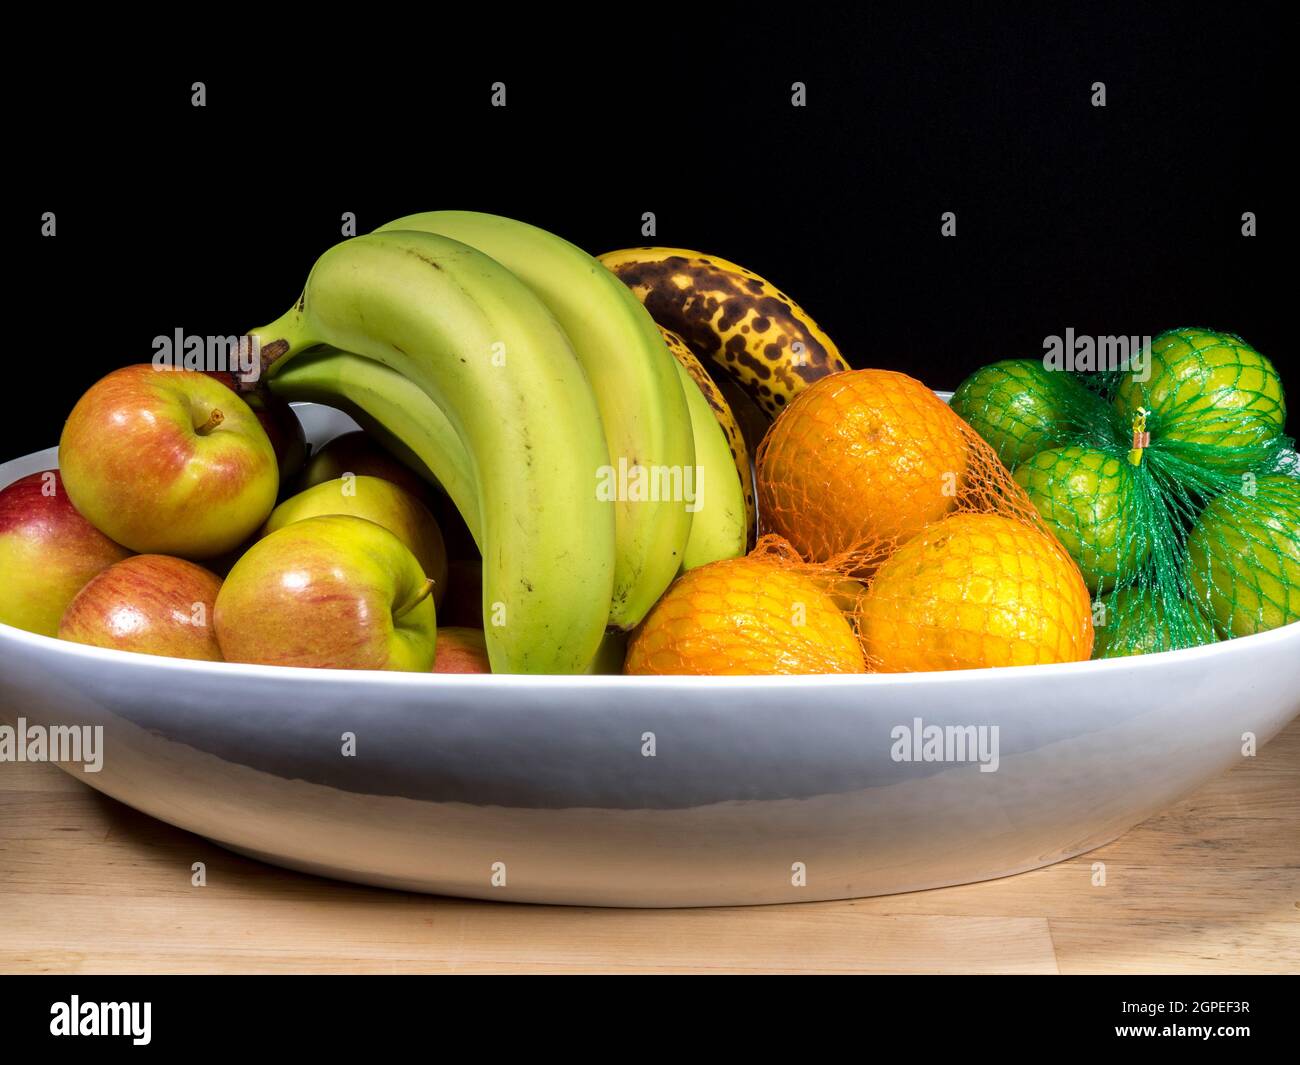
[214,515,437,671]
[59,365,279,558]
[302,430,432,502]
[263,476,448,607]
[0,469,132,636]
[58,554,223,660]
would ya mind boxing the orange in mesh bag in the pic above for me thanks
[623,553,867,676]
[627,368,1094,674]
[758,370,969,568]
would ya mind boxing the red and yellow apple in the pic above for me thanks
[433,627,491,673]
[214,515,437,671]
[203,371,307,482]
[59,554,223,660]
[59,365,279,558]
[263,476,449,606]
[0,470,132,636]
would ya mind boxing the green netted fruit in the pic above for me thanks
[1092,587,1216,658]
[1114,328,1286,471]
[950,359,1073,469]
[1014,446,1147,592]
[1186,474,1300,637]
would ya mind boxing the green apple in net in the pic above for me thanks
[1186,475,1300,638]
[1013,446,1148,592]
[950,359,1074,469]
[1114,328,1286,471]
[1091,587,1216,659]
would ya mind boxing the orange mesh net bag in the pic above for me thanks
[750,368,1096,673]
[626,367,1096,675]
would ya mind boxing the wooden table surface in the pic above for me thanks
[3,718,1297,975]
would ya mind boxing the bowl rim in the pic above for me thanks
[6,399,1297,692]
[1,612,1296,690]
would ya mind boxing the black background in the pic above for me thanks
[12,4,1294,463]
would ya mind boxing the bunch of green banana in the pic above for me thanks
[374,213,697,631]
[251,229,614,674]
[255,214,754,674]
[269,342,753,573]
[597,247,851,417]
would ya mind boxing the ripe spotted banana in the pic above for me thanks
[659,326,756,552]
[376,212,694,629]
[266,346,482,545]
[251,230,615,675]
[597,247,851,417]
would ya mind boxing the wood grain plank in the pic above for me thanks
[0,716,1296,974]
[1049,918,1300,974]
[0,758,92,792]
[0,892,1059,974]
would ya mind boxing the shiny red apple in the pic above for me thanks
[0,470,132,636]
[59,365,279,558]
[59,554,224,661]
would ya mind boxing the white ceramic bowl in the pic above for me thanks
[2,404,1297,907]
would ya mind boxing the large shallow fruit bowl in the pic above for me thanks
[2,404,1298,907]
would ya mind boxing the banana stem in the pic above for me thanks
[242,305,310,391]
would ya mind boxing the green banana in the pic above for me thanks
[252,230,615,675]
[271,344,746,577]
[674,358,749,570]
[267,347,482,545]
[658,325,756,550]
[375,211,694,629]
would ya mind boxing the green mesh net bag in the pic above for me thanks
[950,327,1299,658]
